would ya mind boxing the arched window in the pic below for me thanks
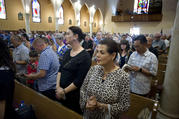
[133,0,150,14]
[57,6,64,24]
[0,0,6,19]
[32,0,40,22]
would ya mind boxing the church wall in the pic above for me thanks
[80,4,90,33]
[93,9,101,33]
[29,0,55,31]
[0,0,25,30]
[59,0,75,32]
[104,0,178,35]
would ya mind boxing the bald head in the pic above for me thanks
[33,37,46,46]
[154,33,161,41]
[32,37,47,53]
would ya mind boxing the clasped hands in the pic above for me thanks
[86,96,101,111]
[56,87,66,100]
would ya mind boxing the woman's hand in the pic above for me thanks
[55,87,65,100]
[86,96,97,111]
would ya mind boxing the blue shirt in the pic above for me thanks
[38,46,60,91]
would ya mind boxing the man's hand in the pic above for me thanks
[130,66,140,72]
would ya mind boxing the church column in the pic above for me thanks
[157,1,179,119]
[24,13,31,34]
[21,0,31,34]
[73,0,81,27]
[89,5,95,37]
[51,0,63,32]
[55,17,59,32]
[89,22,93,37]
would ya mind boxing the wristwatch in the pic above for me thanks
[139,68,142,72]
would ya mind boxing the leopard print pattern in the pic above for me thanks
[80,65,130,119]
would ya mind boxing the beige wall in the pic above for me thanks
[0,0,56,31]
[93,9,100,32]
[59,0,75,32]
[29,0,55,31]
[80,4,90,33]
[0,0,25,30]
[71,0,105,18]
[104,0,178,35]
[0,0,102,32]
[2,0,176,34]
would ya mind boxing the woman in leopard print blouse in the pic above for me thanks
[80,39,130,119]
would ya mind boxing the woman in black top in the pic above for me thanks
[82,34,94,57]
[0,39,16,119]
[56,26,91,114]
[118,40,132,68]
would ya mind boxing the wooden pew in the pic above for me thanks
[14,81,82,119]
[158,54,168,64]
[121,94,158,119]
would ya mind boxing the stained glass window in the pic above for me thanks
[134,0,150,14]
[0,0,6,19]
[57,6,64,24]
[32,0,40,22]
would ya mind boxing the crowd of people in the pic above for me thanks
[0,27,171,119]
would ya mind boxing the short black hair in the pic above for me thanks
[29,50,38,57]
[134,35,147,44]
[99,38,119,60]
[22,33,29,41]
[69,26,85,42]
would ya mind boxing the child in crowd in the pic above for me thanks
[26,50,38,90]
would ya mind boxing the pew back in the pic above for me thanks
[14,81,82,119]
[121,94,158,119]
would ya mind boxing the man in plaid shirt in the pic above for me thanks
[127,35,158,96]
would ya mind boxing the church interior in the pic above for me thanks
[0,0,179,119]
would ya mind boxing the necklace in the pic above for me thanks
[102,65,119,81]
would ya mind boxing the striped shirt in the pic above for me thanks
[38,46,60,91]
[128,49,158,95]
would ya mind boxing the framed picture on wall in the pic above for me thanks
[69,19,72,25]
[84,21,87,27]
[94,23,96,28]
[18,12,23,20]
[48,16,52,23]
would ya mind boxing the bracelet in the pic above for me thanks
[63,89,66,94]
[139,68,142,72]
[62,89,66,100]
[97,102,106,111]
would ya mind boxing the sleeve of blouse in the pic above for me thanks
[110,72,130,117]
[80,66,94,112]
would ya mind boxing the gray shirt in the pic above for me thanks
[152,39,166,51]
[13,43,29,74]
[37,46,60,91]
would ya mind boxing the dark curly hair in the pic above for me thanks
[0,38,16,73]
[99,38,119,60]
[68,26,85,42]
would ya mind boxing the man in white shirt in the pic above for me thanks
[127,35,158,96]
